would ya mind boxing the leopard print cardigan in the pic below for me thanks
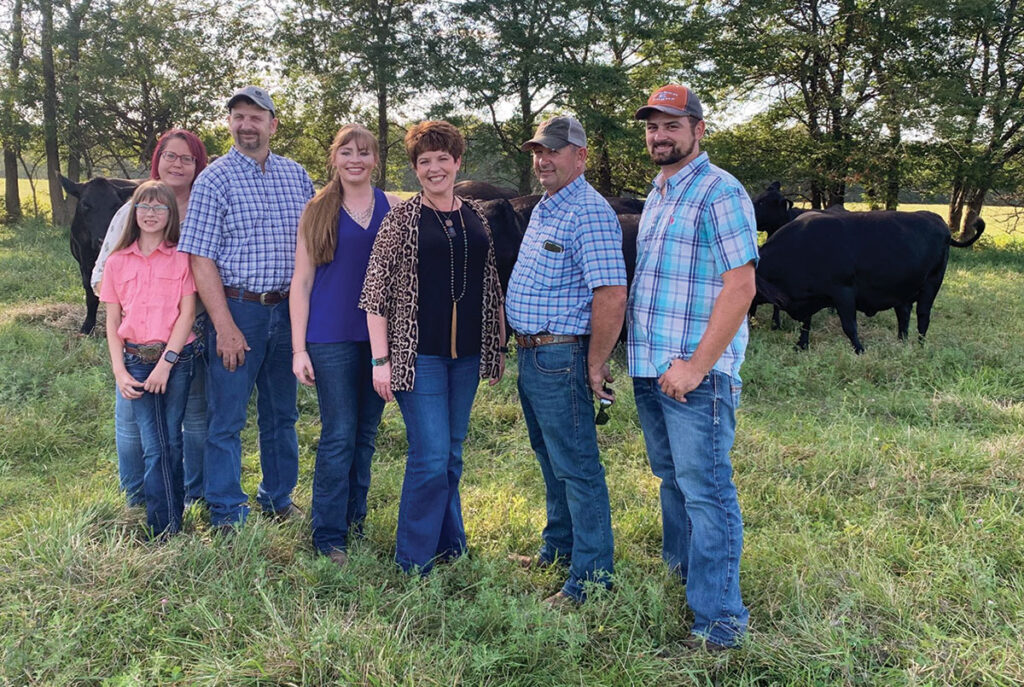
[358,193,504,392]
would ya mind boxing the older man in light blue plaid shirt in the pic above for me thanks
[628,85,759,651]
[506,115,626,607]
[178,86,314,531]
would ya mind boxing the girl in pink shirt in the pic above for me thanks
[100,180,196,537]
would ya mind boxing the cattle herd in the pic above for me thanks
[61,175,983,353]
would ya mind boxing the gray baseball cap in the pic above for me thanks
[521,116,587,151]
[227,85,276,117]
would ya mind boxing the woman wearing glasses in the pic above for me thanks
[289,124,402,568]
[92,129,209,510]
[360,120,505,574]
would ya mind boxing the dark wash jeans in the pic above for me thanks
[633,371,749,647]
[393,354,481,573]
[123,342,194,536]
[517,340,614,601]
[204,296,299,527]
[115,344,207,506]
[308,341,385,555]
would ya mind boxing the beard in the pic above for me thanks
[648,139,695,166]
[234,130,264,153]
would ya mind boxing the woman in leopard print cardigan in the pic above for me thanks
[359,120,505,573]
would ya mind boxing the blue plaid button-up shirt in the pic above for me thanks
[627,153,759,381]
[506,175,626,335]
[178,146,314,292]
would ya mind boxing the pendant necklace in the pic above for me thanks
[427,195,468,358]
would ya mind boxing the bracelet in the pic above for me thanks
[293,350,306,355]
[371,355,390,367]
[499,346,509,354]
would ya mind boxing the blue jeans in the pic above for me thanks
[517,341,614,601]
[123,343,194,536]
[114,333,207,507]
[633,372,749,647]
[393,354,480,573]
[204,296,298,527]
[308,341,385,554]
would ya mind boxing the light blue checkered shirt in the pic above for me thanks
[178,147,314,292]
[506,175,626,335]
[627,153,759,381]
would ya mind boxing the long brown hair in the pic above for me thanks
[113,181,181,253]
[301,124,380,266]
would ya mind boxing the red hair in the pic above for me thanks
[150,129,209,183]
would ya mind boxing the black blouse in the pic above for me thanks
[416,204,489,358]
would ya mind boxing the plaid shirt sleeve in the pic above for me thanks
[571,201,627,289]
[702,185,759,275]
[177,172,224,260]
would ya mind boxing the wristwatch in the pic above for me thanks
[371,355,390,367]
[163,350,180,365]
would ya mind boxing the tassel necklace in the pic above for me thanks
[427,196,468,358]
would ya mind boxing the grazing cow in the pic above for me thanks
[754,210,985,353]
[454,180,519,200]
[59,175,139,334]
[509,193,643,227]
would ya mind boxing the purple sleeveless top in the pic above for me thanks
[306,187,388,343]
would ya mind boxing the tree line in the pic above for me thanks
[1,0,1020,233]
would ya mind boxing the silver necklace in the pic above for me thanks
[343,191,375,229]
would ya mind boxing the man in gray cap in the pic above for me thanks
[629,84,758,650]
[506,115,626,606]
[178,86,314,532]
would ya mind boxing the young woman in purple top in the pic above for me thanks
[290,124,402,568]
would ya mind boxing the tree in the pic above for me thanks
[278,0,425,190]
[935,0,1024,234]
[1,0,26,221]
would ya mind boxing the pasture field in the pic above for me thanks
[0,211,1022,686]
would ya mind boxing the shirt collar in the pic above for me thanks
[539,174,588,212]
[125,240,176,257]
[652,152,710,196]
[228,145,275,171]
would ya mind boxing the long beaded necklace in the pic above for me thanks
[426,195,468,358]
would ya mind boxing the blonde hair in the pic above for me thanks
[113,181,180,253]
[300,124,380,266]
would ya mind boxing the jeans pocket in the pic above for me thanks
[532,344,573,374]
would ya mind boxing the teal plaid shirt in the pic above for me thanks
[627,153,759,381]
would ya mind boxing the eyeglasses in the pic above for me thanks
[160,150,197,165]
[135,203,170,214]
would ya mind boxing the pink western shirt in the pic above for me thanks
[99,241,197,345]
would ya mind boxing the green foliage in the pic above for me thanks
[2,215,1023,683]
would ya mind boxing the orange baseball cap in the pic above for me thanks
[635,84,704,121]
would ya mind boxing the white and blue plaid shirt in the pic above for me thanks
[506,175,626,335]
[627,153,759,381]
[178,147,314,292]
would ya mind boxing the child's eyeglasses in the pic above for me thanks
[135,203,170,214]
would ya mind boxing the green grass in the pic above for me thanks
[1,215,1022,685]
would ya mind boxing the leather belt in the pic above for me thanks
[224,286,288,305]
[124,342,166,363]
[514,333,580,349]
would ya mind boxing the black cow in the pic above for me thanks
[476,198,526,297]
[59,175,139,334]
[752,181,807,237]
[454,180,519,200]
[753,210,985,353]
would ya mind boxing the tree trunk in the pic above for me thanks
[3,0,24,222]
[40,0,67,225]
[376,84,388,191]
[593,129,613,196]
[948,176,966,232]
[962,185,988,239]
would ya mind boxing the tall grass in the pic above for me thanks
[1,214,1022,685]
